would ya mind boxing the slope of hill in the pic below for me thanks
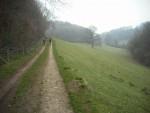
[46,21,92,43]
[53,39,150,113]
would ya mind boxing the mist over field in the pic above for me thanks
[0,0,150,113]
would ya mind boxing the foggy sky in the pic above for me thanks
[55,0,150,33]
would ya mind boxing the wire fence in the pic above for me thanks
[0,40,43,65]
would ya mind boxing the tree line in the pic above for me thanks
[46,21,92,43]
[46,21,102,47]
[129,22,150,66]
[101,22,150,66]
[102,27,135,48]
[0,0,50,50]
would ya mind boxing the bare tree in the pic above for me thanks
[89,26,97,48]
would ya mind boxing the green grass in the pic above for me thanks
[9,44,49,113]
[16,44,49,97]
[53,39,150,113]
[0,47,42,86]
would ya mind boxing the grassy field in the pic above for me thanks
[53,39,150,113]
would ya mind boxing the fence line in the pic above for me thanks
[0,40,43,65]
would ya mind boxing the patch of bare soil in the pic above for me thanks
[0,46,45,113]
[9,66,45,113]
[40,44,74,113]
[0,44,74,113]
[0,47,45,100]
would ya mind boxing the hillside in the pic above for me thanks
[53,39,150,113]
[46,21,92,43]
[102,26,135,48]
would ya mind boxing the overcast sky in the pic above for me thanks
[54,0,150,33]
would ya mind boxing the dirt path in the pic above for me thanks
[0,46,45,100]
[40,44,73,113]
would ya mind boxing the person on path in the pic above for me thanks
[43,39,46,45]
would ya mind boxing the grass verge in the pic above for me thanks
[0,46,42,87]
[16,44,49,97]
[9,44,49,113]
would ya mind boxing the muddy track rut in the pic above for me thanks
[0,46,45,100]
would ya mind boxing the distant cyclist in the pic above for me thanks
[49,38,52,44]
[43,39,46,45]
